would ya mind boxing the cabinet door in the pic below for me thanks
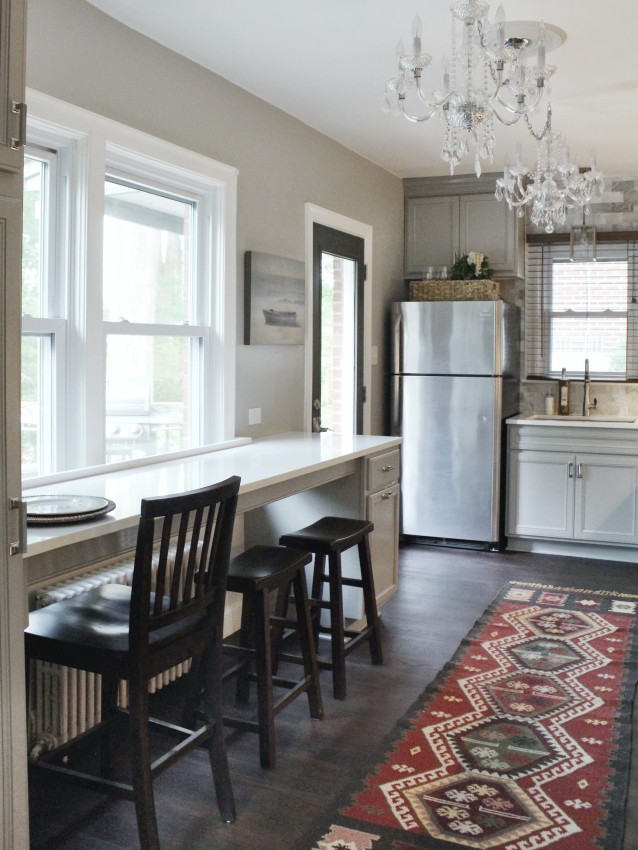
[404,196,459,278]
[366,483,400,607]
[507,450,575,539]
[574,454,638,544]
[460,194,523,278]
[0,0,25,172]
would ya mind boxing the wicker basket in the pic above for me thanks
[409,279,501,302]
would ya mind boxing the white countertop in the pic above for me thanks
[24,432,402,558]
[507,414,638,429]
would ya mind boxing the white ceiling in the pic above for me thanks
[85,0,638,180]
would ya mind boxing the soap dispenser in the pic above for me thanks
[558,368,570,415]
[544,390,556,415]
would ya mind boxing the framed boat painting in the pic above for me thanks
[244,251,305,345]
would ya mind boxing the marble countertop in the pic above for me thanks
[23,432,402,558]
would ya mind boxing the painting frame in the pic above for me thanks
[244,251,305,345]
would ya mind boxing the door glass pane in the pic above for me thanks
[105,335,198,462]
[103,180,194,324]
[320,252,356,434]
[21,335,51,479]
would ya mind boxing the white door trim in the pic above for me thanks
[304,203,373,434]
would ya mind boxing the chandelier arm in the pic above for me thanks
[492,109,523,127]
[399,97,441,124]
[494,86,544,117]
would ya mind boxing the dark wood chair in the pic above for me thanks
[24,476,241,850]
[222,545,323,768]
[279,516,383,700]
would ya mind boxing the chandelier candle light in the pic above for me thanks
[495,110,605,233]
[383,1,559,177]
[383,2,604,226]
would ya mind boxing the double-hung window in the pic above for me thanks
[526,239,638,380]
[22,92,237,480]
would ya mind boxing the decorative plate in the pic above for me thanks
[24,495,116,525]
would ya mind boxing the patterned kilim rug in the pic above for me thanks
[294,582,638,850]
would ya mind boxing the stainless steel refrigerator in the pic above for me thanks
[390,300,520,548]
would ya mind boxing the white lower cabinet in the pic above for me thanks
[365,449,400,606]
[507,426,638,546]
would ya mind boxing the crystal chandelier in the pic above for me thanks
[383,1,558,176]
[495,110,605,233]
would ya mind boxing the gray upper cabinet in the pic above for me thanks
[0,0,26,173]
[404,174,525,280]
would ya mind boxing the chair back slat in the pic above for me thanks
[152,514,174,615]
[130,476,240,655]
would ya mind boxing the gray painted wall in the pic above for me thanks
[26,0,405,437]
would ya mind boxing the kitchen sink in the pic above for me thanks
[527,414,638,423]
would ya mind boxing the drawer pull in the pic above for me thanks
[381,465,394,472]
[381,491,396,500]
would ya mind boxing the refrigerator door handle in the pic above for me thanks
[391,376,402,436]
[391,307,403,375]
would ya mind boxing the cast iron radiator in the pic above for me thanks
[27,552,191,760]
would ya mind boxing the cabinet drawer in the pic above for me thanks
[366,449,400,492]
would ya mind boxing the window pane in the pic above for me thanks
[552,261,627,312]
[550,317,627,374]
[103,180,194,324]
[320,253,356,434]
[105,335,198,462]
[21,335,50,478]
[23,156,46,318]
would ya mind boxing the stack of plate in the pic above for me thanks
[24,494,116,525]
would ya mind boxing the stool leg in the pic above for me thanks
[310,553,326,647]
[291,569,324,720]
[235,594,255,705]
[358,535,383,665]
[270,579,292,675]
[254,587,276,769]
[327,553,347,701]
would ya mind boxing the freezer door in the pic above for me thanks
[397,374,502,542]
[392,300,503,376]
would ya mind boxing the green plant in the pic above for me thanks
[450,252,494,280]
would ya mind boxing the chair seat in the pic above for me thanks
[227,545,311,593]
[278,516,374,555]
[25,584,208,675]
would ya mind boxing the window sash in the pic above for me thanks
[525,240,638,380]
[23,90,237,483]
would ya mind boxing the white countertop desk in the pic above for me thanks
[24,432,402,595]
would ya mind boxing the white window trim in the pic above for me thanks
[24,89,238,485]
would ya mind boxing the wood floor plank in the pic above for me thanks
[28,543,638,849]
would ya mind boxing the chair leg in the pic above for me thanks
[358,535,383,665]
[292,569,324,720]
[202,641,236,822]
[128,673,160,850]
[100,673,120,779]
[254,588,276,769]
[327,553,347,700]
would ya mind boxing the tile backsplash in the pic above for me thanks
[521,379,638,418]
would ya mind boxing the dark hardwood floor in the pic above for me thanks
[28,542,638,849]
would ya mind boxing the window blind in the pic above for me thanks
[526,238,638,380]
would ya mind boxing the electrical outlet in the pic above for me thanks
[248,407,262,425]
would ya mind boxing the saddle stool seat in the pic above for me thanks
[222,545,323,768]
[278,516,383,700]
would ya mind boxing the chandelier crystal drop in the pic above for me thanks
[495,116,605,234]
[383,2,557,176]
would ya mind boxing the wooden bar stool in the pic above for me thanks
[279,516,383,700]
[222,545,323,768]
